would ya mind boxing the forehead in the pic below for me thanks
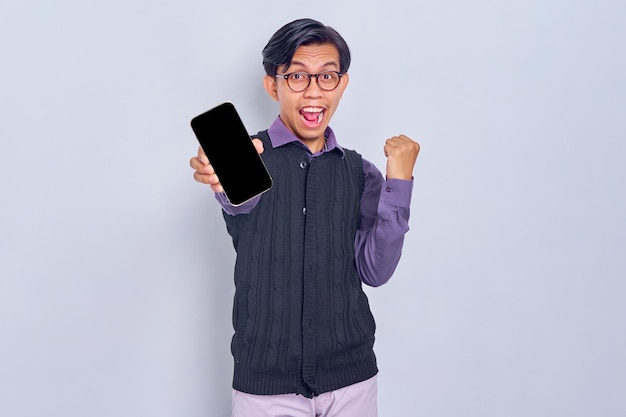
[289,43,340,70]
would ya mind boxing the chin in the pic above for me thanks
[299,128,326,142]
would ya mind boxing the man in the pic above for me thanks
[190,18,420,417]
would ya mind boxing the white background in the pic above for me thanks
[1,1,625,416]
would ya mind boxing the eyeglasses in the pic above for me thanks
[275,71,344,92]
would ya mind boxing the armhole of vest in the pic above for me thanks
[346,150,365,198]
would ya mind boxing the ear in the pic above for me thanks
[263,75,279,101]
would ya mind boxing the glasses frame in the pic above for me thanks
[275,70,344,92]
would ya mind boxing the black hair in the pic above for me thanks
[262,18,351,76]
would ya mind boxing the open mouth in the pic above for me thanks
[299,107,325,127]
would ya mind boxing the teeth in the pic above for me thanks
[301,107,324,124]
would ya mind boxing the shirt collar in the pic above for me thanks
[267,116,345,158]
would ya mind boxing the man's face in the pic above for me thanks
[263,43,349,149]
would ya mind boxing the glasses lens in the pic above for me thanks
[287,73,310,92]
[318,71,340,91]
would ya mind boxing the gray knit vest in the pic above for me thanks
[223,130,377,398]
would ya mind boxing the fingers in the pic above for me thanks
[189,155,214,176]
[192,168,223,193]
[196,146,209,164]
[384,135,420,158]
[190,146,222,191]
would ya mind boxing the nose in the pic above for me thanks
[303,74,323,97]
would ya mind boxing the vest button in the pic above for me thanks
[299,160,308,169]
[302,207,307,215]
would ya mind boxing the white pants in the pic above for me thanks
[231,376,378,417]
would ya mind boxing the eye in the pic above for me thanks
[290,72,306,81]
[320,72,334,81]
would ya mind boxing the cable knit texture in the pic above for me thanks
[223,130,377,398]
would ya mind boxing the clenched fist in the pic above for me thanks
[383,135,420,180]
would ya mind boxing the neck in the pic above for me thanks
[303,137,326,153]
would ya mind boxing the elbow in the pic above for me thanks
[359,263,396,287]
[363,276,391,288]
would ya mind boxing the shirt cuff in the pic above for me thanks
[214,191,260,215]
[380,178,413,207]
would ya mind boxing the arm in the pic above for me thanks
[355,135,420,287]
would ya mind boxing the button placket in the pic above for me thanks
[300,158,310,215]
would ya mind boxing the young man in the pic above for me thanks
[190,18,420,417]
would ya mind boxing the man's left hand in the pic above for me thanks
[384,135,420,180]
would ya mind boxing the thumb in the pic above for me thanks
[252,138,265,154]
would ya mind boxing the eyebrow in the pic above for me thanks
[289,60,339,70]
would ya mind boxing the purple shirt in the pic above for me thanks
[216,117,413,287]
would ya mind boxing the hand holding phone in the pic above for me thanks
[191,102,272,206]
[191,140,265,191]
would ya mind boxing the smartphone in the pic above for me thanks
[191,102,272,206]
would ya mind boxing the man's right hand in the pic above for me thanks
[189,138,264,193]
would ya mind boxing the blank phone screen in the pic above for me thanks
[191,102,272,206]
